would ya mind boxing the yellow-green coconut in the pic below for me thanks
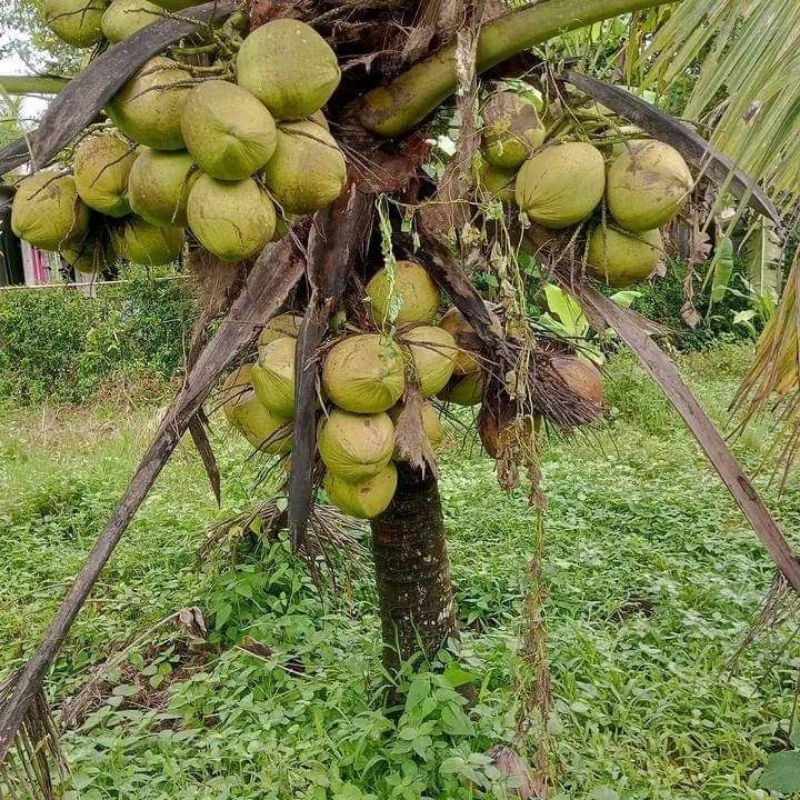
[186,174,276,263]
[112,216,184,265]
[388,401,444,459]
[318,408,394,482]
[606,140,693,232]
[365,260,440,327]
[11,172,90,251]
[222,365,292,454]
[236,18,340,120]
[586,226,663,287]
[180,80,277,180]
[482,91,546,170]
[127,148,197,227]
[106,57,193,150]
[73,133,137,217]
[43,0,106,48]
[322,334,405,414]
[258,313,303,354]
[324,463,397,519]
[250,336,296,419]
[515,142,605,229]
[439,371,484,406]
[60,237,116,274]
[401,326,457,398]
[439,307,481,375]
[478,160,515,203]
[101,0,162,43]
[262,120,347,215]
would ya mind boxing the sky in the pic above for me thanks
[0,34,50,121]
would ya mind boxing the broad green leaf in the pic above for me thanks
[759,751,800,794]
[544,284,590,338]
[442,662,476,688]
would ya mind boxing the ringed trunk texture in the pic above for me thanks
[370,463,457,675]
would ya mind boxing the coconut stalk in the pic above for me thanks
[0,75,71,95]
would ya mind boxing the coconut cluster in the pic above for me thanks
[478,85,695,288]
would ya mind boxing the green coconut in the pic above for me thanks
[127,148,197,227]
[236,18,340,120]
[106,57,193,150]
[439,371,484,406]
[322,334,405,414]
[112,216,184,265]
[262,120,347,215]
[318,408,394,482]
[478,160,515,203]
[43,0,106,48]
[11,172,90,251]
[586,226,663,288]
[606,140,693,232]
[250,336,296,419]
[73,133,137,217]
[186,174,276,263]
[482,91,546,170]
[60,237,116,274]
[324,463,397,519]
[401,326,457,398]
[515,142,606,229]
[388,401,444,459]
[101,0,162,42]
[258,313,303,354]
[365,260,440,327]
[181,80,277,180]
[439,307,481,375]
[222,365,292,454]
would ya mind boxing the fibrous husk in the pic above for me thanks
[127,148,198,227]
[365,259,440,328]
[106,57,194,150]
[221,365,292,454]
[236,18,341,120]
[586,226,663,287]
[181,80,277,180]
[478,159,515,203]
[401,325,457,398]
[321,334,405,414]
[439,307,481,375]
[101,0,162,43]
[318,408,395,482]
[551,356,604,413]
[388,400,444,460]
[439,371,484,406]
[73,132,137,217]
[43,0,106,48]
[606,140,693,232]
[482,91,546,169]
[11,171,90,251]
[515,142,605,229]
[186,173,276,263]
[250,336,296,419]
[258,313,303,354]
[111,215,184,265]
[262,120,347,215]
[324,462,397,520]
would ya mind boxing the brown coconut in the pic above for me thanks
[324,463,398,520]
[250,336,296,419]
[43,0,106,48]
[111,216,184,265]
[551,356,604,409]
[318,408,395,482]
[127,148,198,227]
[73,132,137,217]
[586,226,663,287]
[482,91,546,169]
[365,260,440,328]
[400,326,457,398]
[439,307,482,375]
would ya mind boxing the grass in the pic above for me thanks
[0,343,799,799]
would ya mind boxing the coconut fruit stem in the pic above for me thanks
[0,75,71,95]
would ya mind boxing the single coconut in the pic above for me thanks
[181,80,277,180]
[586,226,663,287]
[250,336,296,419]
[400,326,457,398]
[365,260,440,327]
[515,142,605,229]
[101,0,162,43]
[236,18,340,119]
[11,172,90,251]
[321,334,405,414]
[309,110,330,130]
[324,463,397,520]
[551,356,604,407]
[262,120,347,214]
[127,148,197,227]
[222,365,292,454]
[478,160,515,203]
[43,0,106,48]
[73,133,137,217]
[318,408,394,482]
[439,307,481,375]
[111,215,184,265]
[60,237,116,274]
[106,57,194,150]
[606,140,693,232]
[258,313,303,354]
[186,174,276,263]
[482,91,546,169]
[388,401,444,458]
[439,371,484,406]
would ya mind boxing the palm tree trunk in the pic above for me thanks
[370,463,456,674]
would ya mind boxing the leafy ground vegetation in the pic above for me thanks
[1,344,798,799]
